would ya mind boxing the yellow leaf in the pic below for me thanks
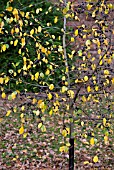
[41,125,46,132]
[12,8,18,15]
[66,127,70,134]
[36,42,39,47]
[47,50,51,55]
[45,69,50,75]
[84,161,89,165]
[47,93,52,100]
[104,39,108,46]
[12,158,17,161]
[21,38,25,47]
[63,7,69,14]
[94,99,99,103]
[23,65,27,71]
[0,77,4,84]
[38,100,43,105]
[97,40,100,47]
[74,29,78,36]
[90,137,94,146]
[111,77,114,84]
[63,146,69,152]
[104,135,108,142]
[82,96,86,102]
[6,110,11,116]
[87,4,92,10]
[35,72,39,81]
[36,8,40,14]
[6,6,13,12]
[103,118,106,126]
[104,70,109,75]
[49,84,54,90]
[91,64,96,70]
[30,29,34,35]
[59,145,68,152]
[108,3,113,9]
[99,60,102,65]
[20,113,24,118]
[83,35,86,39]
[14,39,18,46]
[20,11,24,17]
[41,47,46,53]
[58,45,63,52]
[19,20,23,27]
[62,129,67,137]
[52,35,55,39]
[36,110,40,116]
[66,142,70,147]
[32,98,37,104]
[62,76,66,81]
[40,102,45,110]
[51,136,54,140]
[27,64,31,70]
[84,76,88,82]
[40,72,44,78]
[38,26,42,32]
[67,90,74,98]
[1,92,6,99]
[11,92,16,100]
[78,50,82,56]
[75,16,80,21]
[81,121,84,126]
[2,44,7,51]
[10,40,13,45]
[107,58,112,64]
[15,27,19,33]
[18,49,21,54]
[71,37,74,42]
[23,133,28,138]
[21,106,25,111]
[95,86,99,91]
[59,146,64,152]
[19,126,24,134]
[105,9,109,14]
[54,16,58,23]
[49,109,53,116]
[5,77,9,83]
[23,57,26,62]
[25,12,29,19]
[38,122,42,129]
[86,40,91,46]
[87,86,91,92]
[93,155,98,163]
[92,11,96,18]
[98,49,101,54]
[61,86,68,93]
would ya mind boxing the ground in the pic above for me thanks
[0,93,114,169]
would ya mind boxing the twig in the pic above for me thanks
[63,0,70,88]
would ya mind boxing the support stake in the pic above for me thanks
[69,137,74,170]
[69,116,74,170]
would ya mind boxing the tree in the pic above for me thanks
[0,0,114,169]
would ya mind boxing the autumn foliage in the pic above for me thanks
[0,0,114,168]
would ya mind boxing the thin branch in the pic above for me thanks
[63,0,70,88]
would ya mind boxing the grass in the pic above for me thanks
[0,97,67,169]
[0,93,114,169]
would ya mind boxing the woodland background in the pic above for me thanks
[0,0,114,169]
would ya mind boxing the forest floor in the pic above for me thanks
[0,0,114,169]
[0,93,114,170]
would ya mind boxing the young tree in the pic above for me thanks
[0,0,114,169]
